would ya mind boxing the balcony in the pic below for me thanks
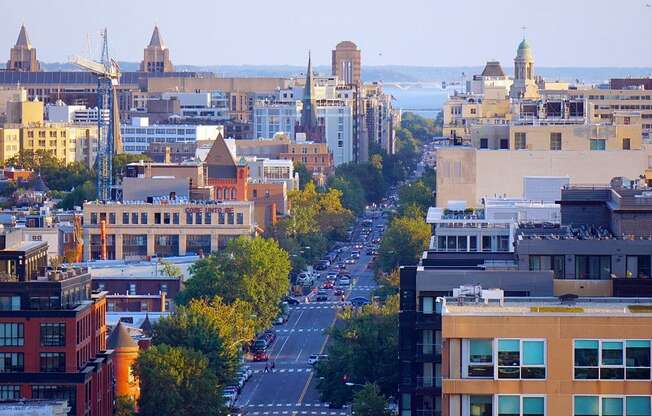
[416,376,442,389]
[415,343,441,360]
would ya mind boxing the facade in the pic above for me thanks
[46,101,109,124]
[438,295,652,416]
[107,322,140,400]
[140,26,174,73]
[92,274,181,314]
[82,200,255,261]
[120,117,222,154]
[204,135,249,201]
[0,128,20,163]
[6,25,40,72]
[280,141,334,176]
[332,41,361,85]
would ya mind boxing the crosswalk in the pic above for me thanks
[252,368,313,374]
[243,402,348,415]
[290,305,340,310]
[276,328,323,333]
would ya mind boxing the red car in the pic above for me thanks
[323,281,334,289]
[334,288,345,296]
[253,350,269,361]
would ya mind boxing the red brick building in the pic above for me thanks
[205,134,248,201]
[92,275,181,313]
[0,238,113,416]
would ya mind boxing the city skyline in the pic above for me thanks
[3,0,652,68]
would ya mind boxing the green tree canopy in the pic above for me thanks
[176,236,291,331]
[327,175,366,215]
[352,383,392,416]
[293,161,312,190]
[153,296,256,385]
[398,180,434,217]
[6,150,94,192]
[316,295,399,406]
[133,344,224,416]
[56,180,96,209]
[378,215,430,272]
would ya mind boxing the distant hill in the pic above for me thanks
[35,62,652,84]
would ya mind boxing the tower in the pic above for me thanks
[295,52,325,142]
[140,26,174,73]
[7,25,40,72]
[332,41,361,85]
[107,322,140,399]
[509,38,539,99]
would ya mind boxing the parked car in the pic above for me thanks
[283,296,300,305]
[263,329,276,343]
[308,354,329,365]
[253,350,269,361]
[315,291,329,302]
[322,281,334,289]
[326,272,338,280]
[345,258,355,264]
[252,338,269,351]
[350,296,370,307]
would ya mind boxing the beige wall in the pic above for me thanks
[436,147,652,207]
[147,77,290,93]
[0,128,20,163]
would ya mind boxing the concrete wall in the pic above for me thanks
[436,147,652,207]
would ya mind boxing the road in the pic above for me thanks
[236,214,384,416]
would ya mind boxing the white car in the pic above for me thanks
[339,278,351,286]
[326,272,338,280]
[308,354,329,365]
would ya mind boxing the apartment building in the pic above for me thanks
[437,294,652,416]
[119,117,222,154]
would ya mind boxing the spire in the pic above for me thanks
[148,25,165,49]
[107,322,138,350]
[15,25,32,49]
[301,51,317,130]
[304,50,314,101]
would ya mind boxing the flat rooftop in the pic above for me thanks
[442,296,652,317]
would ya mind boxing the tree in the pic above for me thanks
[114,395,136,416]
[113,153,152,182]
[6,150,94,192]
[398,180,433,217]
[316,295,399,406]
[378,215,430,272]
[176,236,291,331]
[57,180,96,209]
[327,175,366,215]
[133,345,224,416]
[352,383,391,416]
[153,297,256,385]
[293,161,312,190]
[159,260,183,279]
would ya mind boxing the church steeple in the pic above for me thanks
[7,24,40,71]
[141,25,174,73]
[15,25,32,49]
[301,51,318,131]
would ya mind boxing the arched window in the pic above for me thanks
[216,188,222,200]
[231,188,237,200]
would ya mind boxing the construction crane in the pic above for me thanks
[71,28,122,202]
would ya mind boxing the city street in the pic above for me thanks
[236,217,383,416]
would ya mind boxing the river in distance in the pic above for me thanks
[383,84,461,119]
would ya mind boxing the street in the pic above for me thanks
[236,214,384,416]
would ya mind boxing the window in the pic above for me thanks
[108,212,116,225]
[195,212,202,225]
[480,138,489,149]
[574,396,651,416]
[515,133,527,150]
[575,340,650,380]
[0,323,23,346]
[131,213,138,224]
[497,339,545,379]
[32,385,76,415]
[500,139,509,149]
[173,213,179,225]
[0,353,23,372]
[0,297,20,311]
[122,212,129,224]
[550,133,562,150]
[140,213,148,225]
[626,256,651,278]
[623,138,631,150]
[529,255,565,279]
[0,385,20,400]
[464,339,494,378]
[90,212,97,225]
[469,395,492,416]
[422,297,433,314]
[186,212,193,225]
[154,213,162,224]
[576,256,611,279]
[574,340,599,379]
[590,139,606,151]
[497,396,545,416]
[129,284,136,296]
[626,340,651,379]
[40,323,65,347]
[237,213,244,225]
[228,212,235,224]
[40,352,65,372]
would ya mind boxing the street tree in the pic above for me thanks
[378,215,430,272]
[352,383,392,416]
[133,345,224,416]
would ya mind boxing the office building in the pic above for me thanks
[6,25,40,72]
[332,41,361,85]
[119,117,222,154]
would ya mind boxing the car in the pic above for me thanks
[252,338,269,351]
[337,263,347,270]
[252,350,269,361]
[350,296,370,307]
[308,354,329,365]
[273,314,288,325]
[334,288,345,296]
[322,281,334,289]
[283,296,300,305]
[326,272,338,280]
[339,278,351,286]
[351,251,360,259]
[345,258,355,264]
[315,291,329,302]
[263,329,276,343]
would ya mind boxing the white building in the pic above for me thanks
[161,91,229,121]
[120,117,223,154]
[253,103,299,139]
[46,100,109,124]
[245,157,299,191]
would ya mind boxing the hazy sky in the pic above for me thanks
[3,0,652,67]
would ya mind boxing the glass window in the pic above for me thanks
[164,213,170,225]
[40,323,65,347]
[601,341,625,379]
[575,340,599,379]
[602,397,623,416]
[498,396,520,416]
[122,212,129,224]
[550,132,562,150]
[131,213,138,224]
[173,213,179,224]
[422,297,433,314]
[0,297,20,311]
[0,323,24,346]
[108,212,116,225]
[40,352,65,372]
[466,339,493,378]
[626,340,651,380]
[590,139,606,151]
[140,212,148,225]
[0,353,23,372]
[575,396,599,416]
[0,385,20,400]
[523,397,545,416]
[515,133,527,150]
[498,339,520,378]
[626,397,650,416]
[498,339,545,379]
[237,212,244,225]
[470,395,492,416]
[576,256,611,280]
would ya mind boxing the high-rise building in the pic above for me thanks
[140,26,174,73]
[332,41,361,85]
[6,25,40,72]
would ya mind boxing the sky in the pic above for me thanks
[3,0,652,67]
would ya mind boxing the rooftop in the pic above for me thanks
[442,295,652,317]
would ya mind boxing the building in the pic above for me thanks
[107,322,140,400]
[280,141,334,177]
[0,127,20,163]
[245,157,298,190]
[466,61,512,96]
[0,236,113,416]
[509,38,538,99]
[92,272,181,314]
[6,25,40,72]
[332,41,361,85]
[295,53,325,143]
[204,135,248,201]
[45,101,109,124]
[120,117,222,154]
[82,199,255,261]
[0,400,70,416]
[435,293,652,416]
[140,26,174,73]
